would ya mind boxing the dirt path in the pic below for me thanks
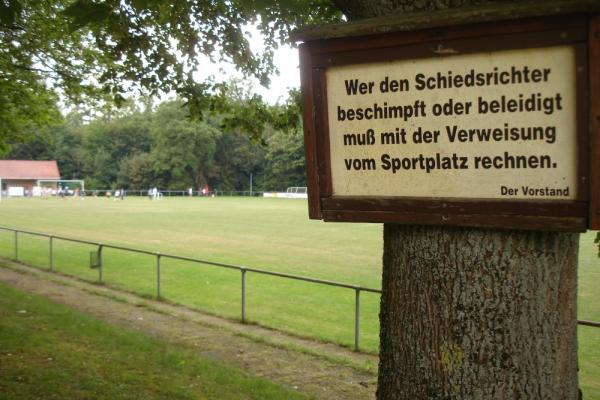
[0,259,378,400]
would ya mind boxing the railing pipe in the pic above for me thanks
[241,268,247,323]
[49,236,53,271]
[103,243,156,256]
[98,244,103,284]
[0,225,598,338]
[0,226,378,291]
[14,230,18,261]
[156,252,161,299]
[579,319,600,328]
[355,287,361,351]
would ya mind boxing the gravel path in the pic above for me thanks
[0,259,378,400]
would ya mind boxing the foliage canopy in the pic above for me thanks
[7,98,306,191]
[0,0,341,152]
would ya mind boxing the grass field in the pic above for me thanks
[0,197,383,350]
[0,196,598,397]
[0,282,308,400]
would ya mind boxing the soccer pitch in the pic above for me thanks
[0,196,598,396]
[0,196,384,350]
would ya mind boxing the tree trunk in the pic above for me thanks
[377,225,579,399]
[327,1,580,399]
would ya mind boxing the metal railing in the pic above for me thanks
[0,226,380,351]
[0,226,598,354]
[82,190,265,197]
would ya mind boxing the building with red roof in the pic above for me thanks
[0,160,61,194]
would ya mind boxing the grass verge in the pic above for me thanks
[0,281,309,400]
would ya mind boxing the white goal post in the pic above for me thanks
[263,186,308,199]
[286,187,307,195]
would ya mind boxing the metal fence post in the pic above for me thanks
[156,252,161,299]
[49,236,53,271]
[98,244,103,284]
[241,268,247,323]
[14,230,18,260]
[354,287,361,351]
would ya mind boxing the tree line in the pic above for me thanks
[6,97,306,192]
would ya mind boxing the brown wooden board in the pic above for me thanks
[298,14,599,231]
[589,15,600,229]
[299,45,320,219]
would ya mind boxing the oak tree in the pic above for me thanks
[1,0,586,398]
[0,0,340,153]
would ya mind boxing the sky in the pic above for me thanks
[65,25,302,117]
[193,25,301,105]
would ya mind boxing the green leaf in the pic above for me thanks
[62,0,113,32]
[0,0,22,25]
[131,0,148,12]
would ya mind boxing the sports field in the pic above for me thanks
[0,196,598,396]
[0,196,383,351]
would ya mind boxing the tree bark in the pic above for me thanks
[377,225,579,399]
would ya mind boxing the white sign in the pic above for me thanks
[326,46,577,200]
[8,187,24,197]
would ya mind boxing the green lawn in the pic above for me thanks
[0,196,598,397]
[0,197,383,351]
[0,282,308,400]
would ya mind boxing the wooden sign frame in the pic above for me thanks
[299,13,600,232]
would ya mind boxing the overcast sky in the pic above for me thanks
[193,25,301,105]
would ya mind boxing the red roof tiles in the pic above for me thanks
[0,160,61,179]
